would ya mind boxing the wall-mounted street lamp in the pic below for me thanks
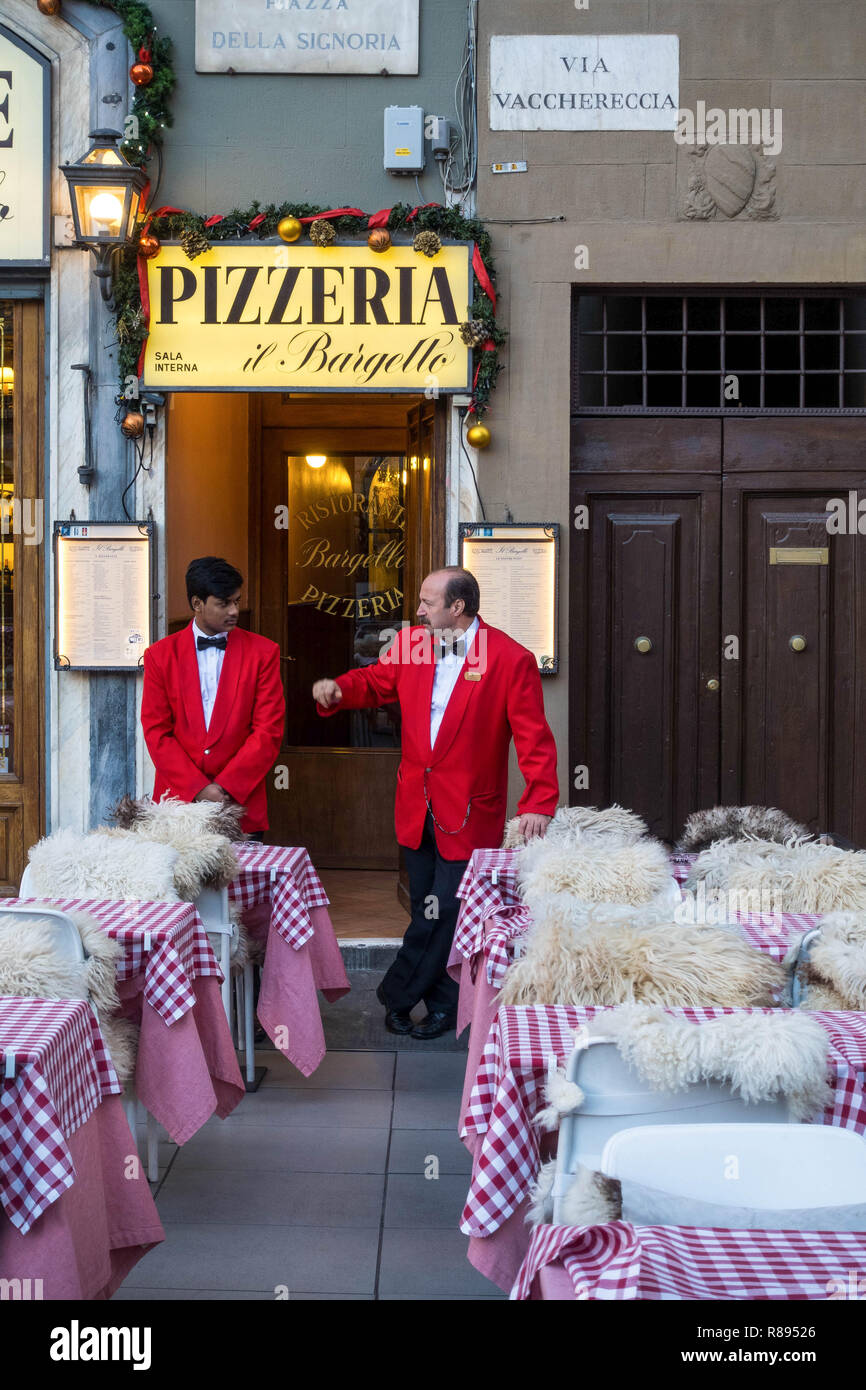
[60,129,148,302]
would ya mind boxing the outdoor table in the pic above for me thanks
[6,895,245,1144]
[231,843,350,1077]
[461,1003,866,1291]
[0,997,164,1299]
[512,1220,866,1300]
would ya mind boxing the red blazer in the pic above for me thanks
[318,617,558,859]
[141,623,285,833]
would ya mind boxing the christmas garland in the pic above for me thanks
[116,202,506,416]
[49,2,504,415]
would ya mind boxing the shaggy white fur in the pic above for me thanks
[527,1160,621,1227]
[109,796,240,894]
[678,805,809,854]
[503,803,649,850]
[517,833,671,908]
[0,909,138,1080]
[787,912,866,1012]
[499,902,785,1010]
[686,836,866,913]
[28,828,180,902]
[585,1005,831,1122]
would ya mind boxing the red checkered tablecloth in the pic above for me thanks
[7,897,221,1027]
[0,998,120,1234]
[229,843,330,950]
[461,1004,866,1238]
[512,1220,866,1301]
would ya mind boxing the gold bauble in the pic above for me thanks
[466,421,491,450]
[121,410,145,439]
[138,232,161,260]
[367,227,392,253]
[277,216,302,243]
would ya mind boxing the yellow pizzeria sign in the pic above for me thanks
[143,241,473,391]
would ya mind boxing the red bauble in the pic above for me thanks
[138,232,160,260]
[130,62,153,86]
[37,0,63,15]
[367,228,392,253]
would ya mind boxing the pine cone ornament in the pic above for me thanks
[413,230,441,258]
[459,319,488,348]
[309,218,337,247]
[179,223,211,261]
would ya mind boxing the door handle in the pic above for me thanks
[634,636,652,654]
[789,635,807,652]
[706,678,720,691]
[280,655,297,663]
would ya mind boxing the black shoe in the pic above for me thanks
[410,1010,457,1040]
[376,982,414,1035]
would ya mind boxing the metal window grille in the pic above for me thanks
[572,293,866,413]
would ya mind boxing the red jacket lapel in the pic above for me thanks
[204,626,243,745]
[429,617,488,766]
[178,623,207,744]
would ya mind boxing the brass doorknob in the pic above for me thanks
[707,678,720,691]
[789,635,807,652]
[634,636,652,654]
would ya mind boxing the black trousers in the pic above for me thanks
[381,813,468,1015]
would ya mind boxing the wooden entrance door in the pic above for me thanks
[253,393,443,866]
[0,301,44,890]
[570,417,866,843]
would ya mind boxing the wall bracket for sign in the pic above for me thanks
[459,522,560,674]
[53,520,156,671]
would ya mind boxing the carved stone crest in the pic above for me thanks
[681,144,777,220]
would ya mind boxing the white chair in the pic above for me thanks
[17,861,35,896]
[551,1036,789,1223]
[194,885,255,1084]
[3,895,160,1184]
[601,1122,866,1217]
[0,902,85,964]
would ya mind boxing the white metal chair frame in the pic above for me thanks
[788,928,823,1008]
[194,886,256,1084]
[551,1035,790,1224]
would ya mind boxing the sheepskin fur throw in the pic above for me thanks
[583,1006,831,1122]
[0,909,138,1081]
[686,836,866,914]
[28,827,180,902]
[785,912,866,1012]
[678,805,810,854]
[503,803,649,851]
[113,793,245,844]
[517,833,671,909]
[108,796,240,896]
[527,1160,622,1227]
[498,902,786,1010]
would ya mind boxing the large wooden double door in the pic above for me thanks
[570,417,866,843]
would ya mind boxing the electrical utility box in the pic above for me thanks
[384,106,425,175]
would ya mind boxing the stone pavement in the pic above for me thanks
[112,1045,504,1301]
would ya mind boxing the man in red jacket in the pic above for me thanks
[313,566,558,1038]
[141,557,285,838]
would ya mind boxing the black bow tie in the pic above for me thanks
[436,637,466,660]
[197,634,227,651]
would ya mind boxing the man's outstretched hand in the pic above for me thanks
[518,813,551,842]
[312,678,343,709]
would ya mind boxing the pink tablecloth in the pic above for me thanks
[237,845,350,1077]
[0,1093,164,1299]
[462,1004,866,1290]
[5,897,245,1145]
[514,1220,866,1301]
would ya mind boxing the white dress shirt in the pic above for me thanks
[192,620,226,731]
[430,617,479,748]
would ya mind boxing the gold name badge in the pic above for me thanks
[465,671,482,681]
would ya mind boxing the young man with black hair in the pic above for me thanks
[141,556,285,839]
